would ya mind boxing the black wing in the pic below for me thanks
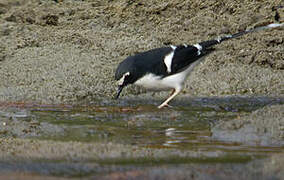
[132,47,173,77]
[170,45,213,75]
[117,45,213,81]
[132,45,210,77]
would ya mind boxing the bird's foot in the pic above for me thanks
[158,103,173,109]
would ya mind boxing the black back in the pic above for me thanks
[169,45,210,74]
[115,47,172,84]
[115,45,213,85]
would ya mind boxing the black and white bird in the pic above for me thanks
[115,23,283,108]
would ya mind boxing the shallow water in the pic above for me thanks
[37,105,282,152]
[0,96,283,178]
[29,97,284,154]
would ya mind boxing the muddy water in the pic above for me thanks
[33,101,279,153]
[0,97,283,178]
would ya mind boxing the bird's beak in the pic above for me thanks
[115,85,124,99]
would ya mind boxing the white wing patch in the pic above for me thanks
[193,43,202,55]
[164,51,175,73]
[216,36,222,43]
[170,45,177,50]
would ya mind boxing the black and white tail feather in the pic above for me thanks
[198,23,284,49]
[115,22,284,108]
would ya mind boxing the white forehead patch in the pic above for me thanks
[117,72,130,85]
[164,51,175,73]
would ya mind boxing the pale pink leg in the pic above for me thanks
[158,88,181,109]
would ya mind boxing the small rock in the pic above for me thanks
[41,14,59,26]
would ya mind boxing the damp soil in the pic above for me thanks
[0,0,283,103]
[0,0,284,179]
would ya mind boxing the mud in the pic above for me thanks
[212,104,284,146]
[0,0,284,179]
[0,107,64,138]
[0,0,283,103]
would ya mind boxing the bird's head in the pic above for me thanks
[114,58,136,99]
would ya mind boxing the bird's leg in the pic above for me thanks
[158,88,181,109]
[158,90,175,108]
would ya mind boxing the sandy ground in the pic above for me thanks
[0,0,284,179]
[0,0,283,103]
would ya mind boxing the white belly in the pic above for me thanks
[134,72,183,90]
[134,58,203,91]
